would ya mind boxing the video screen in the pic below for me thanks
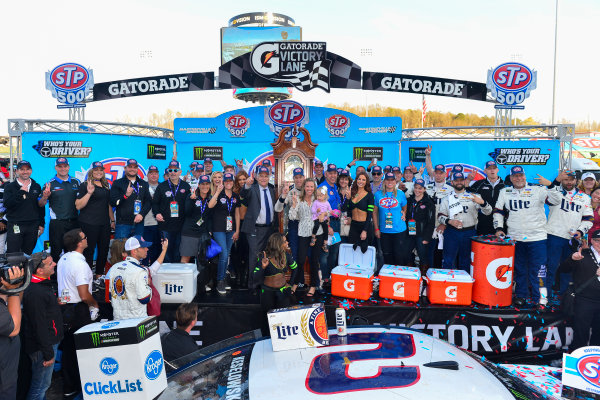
[220,26,302,65]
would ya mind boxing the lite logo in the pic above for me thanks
[268,101,306,127]
[144,350,164,381]
[164,283,183,295]
[445,286,457,299]
[486,258,513,290]
[507,199,530,211]
[560,199,582,213]
[99,357,119,376]
[393,282,405,297]
[275,325,299,340]
[344,279,355,292]
[577,355,600,387]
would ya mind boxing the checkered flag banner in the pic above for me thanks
[273,60,332,92]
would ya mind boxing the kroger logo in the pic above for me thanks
[577,354,600,387]
[101,322,120,329]
[45,63,94,105]
[225,115,249,137]
[144,350,163,381]
[487,62,537,106]
[99,357,119,376]
[325,115,350,137]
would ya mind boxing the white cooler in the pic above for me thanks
[153,263,198,303]
[336,243,377,273]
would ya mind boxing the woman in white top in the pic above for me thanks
[288,178,323,296]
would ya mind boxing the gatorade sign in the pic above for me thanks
[344,279,355,292]
[445,286,458,299]
[486,257,513,290]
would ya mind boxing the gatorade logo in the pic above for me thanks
[393,282,405,297]
[344,279,355,292]
[445,286,457,299]
[486,257,513,290]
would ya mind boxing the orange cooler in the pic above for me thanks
[425,269,473,306]
[378,265,421,302]
[470,236,515,307]
[331,266,373,300]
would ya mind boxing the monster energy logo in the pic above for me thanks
[138,324,146,339]
[91,332,100,347]
[355,148,363,159]
[147,144,166,160]
[194,147,204,160]
[148,145,157,157]
[353,147,383,161]
[409,148,416,159]
[408,147,426,162]
[193,146,223,161]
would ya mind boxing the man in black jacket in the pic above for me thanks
[110,158,151,239]
[469,160,505,235]
[160,303,199,363]
[4,160,45,254]
[562,230,600,351]
[22,251,63,399]
[152,160,190,262]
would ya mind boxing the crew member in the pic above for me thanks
[314,161,325,185]
[37,157,80,262]
[370,165,384,192]
[4,160,45,254]
[160,303,199,363]
[143,165,161,264]
[405,179,436,273]
[469,160,505,235]
[203,157,214,177]
[0,266,24,399]
[373,172,408,265]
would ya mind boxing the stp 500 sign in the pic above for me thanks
[486,62,536,106]
[45,63,94,106]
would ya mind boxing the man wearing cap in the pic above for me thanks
[438,172,491,271]
[397,165,424,196]
[183,161,198,183]
[241,166,278,290]
[203,157,214,177]
[185,163,204,188]
[152,160,191,262]
[108,235,153,320]
[37,157,81,262]
[370,165,384,192]
[318,164,342,284]
[314,161,325,185]
[274,167,305,261]
[144,165,162,264]
[545,170,593,296]
[3,160,45,254]
[494,166,562,306]
[470,160,506,235]
[110,159,152,239]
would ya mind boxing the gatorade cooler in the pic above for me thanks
[336,243,377,273]
[378,265,421,302]
[153,263,199,303]
[425,269,474,306]
[331,266,373,300]
[470,235,515,307]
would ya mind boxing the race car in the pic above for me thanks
[158,327,563,399]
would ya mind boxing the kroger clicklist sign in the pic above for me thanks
[45,63,94,109]
[487,62,536,108]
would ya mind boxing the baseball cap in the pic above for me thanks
[452,172,465,181]
[91,161,104,169]
[124,235,152,251]
[126,159,138,167]
[434,164,445,172]
[384,172,395,180]
[261,159,272,167]
[223,173,234,181]
[148,165,159,173]
[339,169,350,177]
[564,170,576,177]
[582,172,596,181]
[163,168,169,175]
[195,164,205,171]
[55,157,69,166]
[451,164,463,173]
[314,160,324,167]
[372,166,383,174]
[293,167,304,176]
[403,166,412,172]
[17,160,31,169]
[414,178,426,188]
[327,163,337,172]
[257,166,269,175]
[485,160,498,169]
[384,165,393,172]
[168,160,180,169]
[190,161,198,168]
[198,175,211,184]
[591,230,600,240]
[392,166,401,173]
[204,157,213,164]
[510,166,525,176]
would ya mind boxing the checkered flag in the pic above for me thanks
[277,60,331,92]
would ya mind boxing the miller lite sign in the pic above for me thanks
[264,100,309,138]
[268,303,329,352]
[487,62,537,107]
[46,63,94,108]
[325,114,350,137]
[225,115,250,137]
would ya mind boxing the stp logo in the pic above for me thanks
[326,115,350,137]
[577,355,600,387]
[487,62,537,106]
[225,115,249,137]
[268,100,306,127]
[45,63,94,105]
[445,286,457,299]
[97,158,146,185]
[379,197,399,209]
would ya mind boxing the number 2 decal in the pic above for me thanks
[305,332,420,394]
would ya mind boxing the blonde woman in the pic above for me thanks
[210,171,223,195]
[373,172,408,265]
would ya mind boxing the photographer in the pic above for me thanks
[0,266,25,399]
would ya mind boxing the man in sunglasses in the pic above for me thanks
[370,165,384,192]
[152,160,190,262]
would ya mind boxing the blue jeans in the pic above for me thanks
[161,231,181,263]
[27,343,58,400]
[142,225,161,265]
[213,231,234,281]
[514,239,547,302]
[114,223,144,239]
[319,219,341,280]
[287,220,300,261]
[442,227,476,272]
[545,234,573,295]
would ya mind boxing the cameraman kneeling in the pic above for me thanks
[0,266,25,399]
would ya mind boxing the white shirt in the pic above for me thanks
[57,251,93,303]
[256,185,274,224]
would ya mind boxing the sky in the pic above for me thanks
[1,0,599,130]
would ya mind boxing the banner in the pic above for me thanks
[92,72,214,101]
[353,146,383,161]
[362,71,489,102]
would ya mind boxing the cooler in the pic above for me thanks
[331,265,374,300]
[425,269,473,306]
[75,317,166,400]
[337,243,377,273]
[470,235,515,307]
[378,265,422,302]
[152,263,198,303]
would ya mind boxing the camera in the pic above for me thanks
[0,252,31,295]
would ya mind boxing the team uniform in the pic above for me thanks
[109,256,152,320]
[438,191,492,271]
[46,176,81,262]
[493,184,562,302]
[545,186,594,294]
[425,181,452,267]
[469,177,505,235]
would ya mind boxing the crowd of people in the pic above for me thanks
[2,148,600,398]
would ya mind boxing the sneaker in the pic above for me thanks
[205,284,212,292]
[227,269,237,280]
[217,280,227,294]
[224,278,231,290]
